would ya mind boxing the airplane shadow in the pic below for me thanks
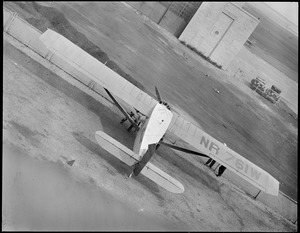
[6,42,139,148]
[72,131,166,205]
[133,173,166,207]
[72,131,128,175]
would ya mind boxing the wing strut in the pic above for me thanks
[131,141,208,177]
[104,88,140,131]
[159,141,209,158]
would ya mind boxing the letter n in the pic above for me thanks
[200,136,209,149]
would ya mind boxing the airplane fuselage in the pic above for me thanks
[133,103,173,158]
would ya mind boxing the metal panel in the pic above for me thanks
[130,86,140,98]
[6,15,48,57]
[122,81,135,94]
[3,7,14,29]
[187,122,197,136]
[174,115,184,127]
[181,120,191,132]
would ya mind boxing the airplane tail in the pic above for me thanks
[95,131,184,193]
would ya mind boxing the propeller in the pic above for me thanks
[155,87,205,157]
[155,86,162,103]
[155,86,171,110]
[159,141,209,158]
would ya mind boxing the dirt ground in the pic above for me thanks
[2,2,297,231]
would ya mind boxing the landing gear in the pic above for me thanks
[127,163,138,178]
[120,117,127,124]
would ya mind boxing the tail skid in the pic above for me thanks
[95,131,184,194]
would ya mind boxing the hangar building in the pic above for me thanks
[179,2,259,69]
[128,2,260,69]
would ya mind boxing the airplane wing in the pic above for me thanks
[167,112,280,196]
[95,131,184,193]
[104,88,140,131]
[39,29,158,117]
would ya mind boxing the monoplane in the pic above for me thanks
[40,29,279,196]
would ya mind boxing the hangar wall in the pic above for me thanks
[127,2,201,37]
[3,6,297,224]
[179,2,259,69]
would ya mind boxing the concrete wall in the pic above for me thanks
[159,9,186,38]
[3,6,297,224]
[179,2,259,69]
[127,2,196,37]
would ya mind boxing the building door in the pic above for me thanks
[206,12,234,57]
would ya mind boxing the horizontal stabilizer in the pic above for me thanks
[95,131,184,193]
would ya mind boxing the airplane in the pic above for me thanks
[39,29,279,196]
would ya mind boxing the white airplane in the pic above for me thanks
[39,29,279,196]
